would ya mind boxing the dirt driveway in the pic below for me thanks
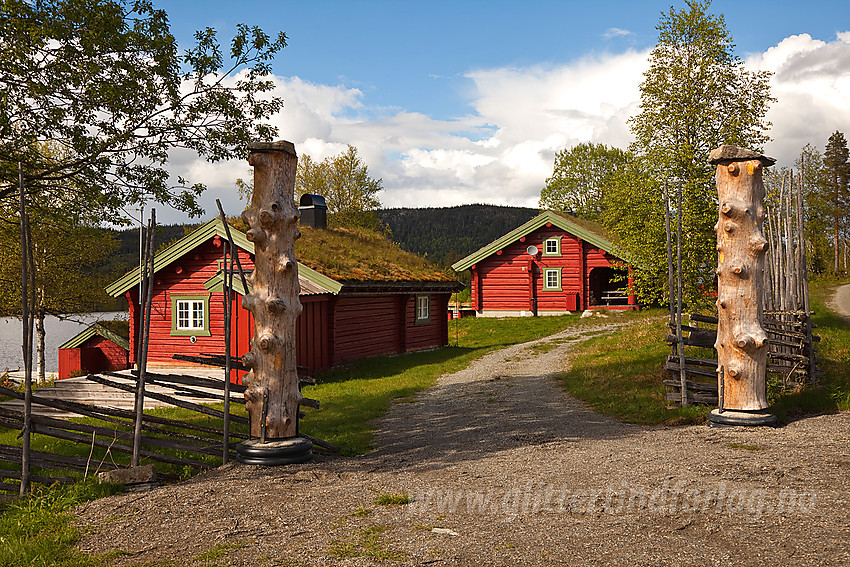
[76,311,850,566]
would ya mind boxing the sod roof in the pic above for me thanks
[106,219,456,298]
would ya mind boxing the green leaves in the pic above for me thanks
[623,0,773,307]
[539,143,628,221]
[0,0,287,221]
[296,145,385,231]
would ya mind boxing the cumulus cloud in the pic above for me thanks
[158,31,850,224]
[747,32,850,164]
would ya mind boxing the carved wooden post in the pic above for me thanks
[708,145,777,427]
[235,140,313,464]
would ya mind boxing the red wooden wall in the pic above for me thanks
[58,335,129,379]
[124,234,451,379]
[473,225,622,313]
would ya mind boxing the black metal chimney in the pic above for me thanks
[298,194,327,229]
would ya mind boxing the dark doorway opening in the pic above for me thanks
[589,267,627,306]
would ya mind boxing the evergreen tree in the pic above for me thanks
[823,131,850,273]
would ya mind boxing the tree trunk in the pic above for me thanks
[35,311,45,383]
[241,141,303,439]
[710,145,773,411]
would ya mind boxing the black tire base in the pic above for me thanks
[235,437,313,466]
[708,408,777,428]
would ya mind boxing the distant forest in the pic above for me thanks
[378,204,539,267]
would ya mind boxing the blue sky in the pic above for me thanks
[150,0,850,223]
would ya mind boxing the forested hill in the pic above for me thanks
[103,205,539,284]
[378,204,539,267]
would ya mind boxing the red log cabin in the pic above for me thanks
[452,210,635,316]
[105,217,460,381]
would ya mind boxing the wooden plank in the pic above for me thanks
[137,370,247,393]
[0,468,76,485]
[666,355,717,368]
[0,443,118,472]
[0,407,229,460]
[665,391,718,404]
[662,379,718,393]
[29,421,211,469]
[86,374,248,425]
[689,313,718,325]
[665,361,716,378]
[0,384,246,439]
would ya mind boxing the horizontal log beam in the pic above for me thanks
[89,374,248,425]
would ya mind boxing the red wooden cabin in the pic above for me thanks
[452,211,635,316]
[105,219,459,381]
[58,322,130,379]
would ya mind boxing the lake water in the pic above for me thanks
[0,311,127,373]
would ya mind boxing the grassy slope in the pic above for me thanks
[556,278,850,425]
[555,310,710,425]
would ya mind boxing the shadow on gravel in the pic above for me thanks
[364,368,641,473]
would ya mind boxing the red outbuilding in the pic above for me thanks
[105,217,460,381]
[58,321,130,379]
[452,210,635,316]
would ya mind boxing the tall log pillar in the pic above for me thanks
[707,145,777,427]
[235,140,313,464]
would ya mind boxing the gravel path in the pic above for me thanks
[829,283,850,321]
[75,314,850,566]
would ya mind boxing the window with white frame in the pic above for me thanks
[171,294,211,336]
[543,237,561,256]
[416,295,431,323]
[543,268,562,291]
[177,300,205,330]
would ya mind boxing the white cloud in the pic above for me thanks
[747,32,850,164]
[604,27,633,39]
[157,31,850,224]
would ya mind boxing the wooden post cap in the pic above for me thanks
[708,144,775,166]
[247,140,297,156]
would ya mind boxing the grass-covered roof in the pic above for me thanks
[295,225,453,282]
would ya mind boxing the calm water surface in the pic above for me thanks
[0,311,126,373]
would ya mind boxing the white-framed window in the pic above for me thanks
[177,300,205,330]
[543,237,561,256]
[416,295,431,324]
[171,294,211,336]
[543,268,562,291]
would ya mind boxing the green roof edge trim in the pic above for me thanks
[107,218,343,297]
[298,264,343,294]
[451,210,624,272]
[59,323,130,351]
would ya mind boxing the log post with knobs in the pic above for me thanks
[707,145,777,427]
[235,140,313,464]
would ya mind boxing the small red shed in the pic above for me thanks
[58,321,130,379]
[452,210,635,316]
[105,219,460,380]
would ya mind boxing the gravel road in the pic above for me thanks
[75,310,850,566]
